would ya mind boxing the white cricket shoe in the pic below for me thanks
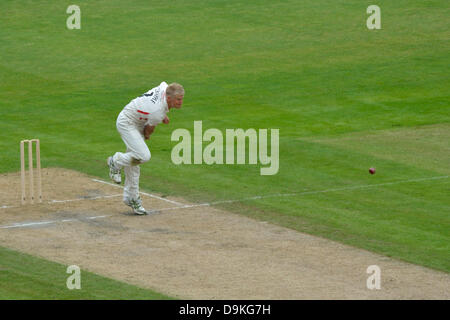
[107,156,121,184]
[124,197,148,215]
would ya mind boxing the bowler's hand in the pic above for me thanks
[163,116,169,124]
[144,125,155,140]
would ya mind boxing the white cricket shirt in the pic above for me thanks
[121,82,169,127]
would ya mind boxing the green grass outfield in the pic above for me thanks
[0,0,449,298]
[0,247,173,299]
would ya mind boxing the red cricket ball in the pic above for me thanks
[369,167,376,174]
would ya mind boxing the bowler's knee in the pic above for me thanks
[132,150,151,164]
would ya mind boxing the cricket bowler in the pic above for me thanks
[107,82,185,215]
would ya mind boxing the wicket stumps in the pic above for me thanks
[20,139,42,205]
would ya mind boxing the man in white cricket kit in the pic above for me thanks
[107,82,185,215]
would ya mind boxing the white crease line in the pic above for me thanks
[86,215,109,220]
[0,215,111,229]
[49,194,122,203]
[0,221,57,229]
[0,194,123,210]
[91,178,185,206]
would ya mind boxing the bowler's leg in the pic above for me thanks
[123,157,140,201]
[113,130,150,202]
[112,131,151,168]
[109,116,150,214]
[112,114,151,168]
[123,163,147,215]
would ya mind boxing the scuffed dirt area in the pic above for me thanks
[0,168,449,299]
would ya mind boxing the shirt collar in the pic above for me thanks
[162,91,169,112]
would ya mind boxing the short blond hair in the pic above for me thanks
[166,83,184,97]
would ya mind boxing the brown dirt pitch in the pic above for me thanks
[0,168,449,299]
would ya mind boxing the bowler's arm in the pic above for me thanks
[144,125,155,140]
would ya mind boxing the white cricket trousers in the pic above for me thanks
[112,111,151,201]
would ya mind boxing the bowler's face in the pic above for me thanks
[168,95,184,109]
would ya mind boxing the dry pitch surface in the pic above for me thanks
[0,168,449,299]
